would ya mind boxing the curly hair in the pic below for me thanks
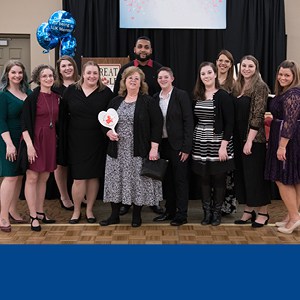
[31,64,56,85]
[0,60,29,93]
[118,66,148,97]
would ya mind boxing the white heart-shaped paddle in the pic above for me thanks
[98,108,119,134]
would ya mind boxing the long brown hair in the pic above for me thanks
[54,55,79,87]
[216,49,235,92]
[0,60,29,93]
[274,60,300,95]
[232,55,268,97]
[193,62,220,101]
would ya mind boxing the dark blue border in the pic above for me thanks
[1,244,298,298]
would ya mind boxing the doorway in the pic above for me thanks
[0,34,30,79]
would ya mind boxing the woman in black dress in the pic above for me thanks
[51,55,79,210]
[216,49,237,215]
[232,55,271,227]
[60,61,114,224]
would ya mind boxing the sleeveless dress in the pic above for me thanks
[265,87,300,184]
[29,92,59,172]
[0,90,31,176]
[192,99,234,175]
[103,101,162,206]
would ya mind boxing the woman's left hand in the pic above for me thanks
[6,144,17,162]
[277,147,286,161]
[243,140,253,155]
[149,148,159,160]
[179,152,189,162]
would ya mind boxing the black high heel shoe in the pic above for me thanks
[234,210,256,224]
[59,199,74,211]
[36,212,56,224]
[30,216,41,232]
[69,214,82,224]
[252,212,269,228]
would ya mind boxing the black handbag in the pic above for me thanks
[140,158,169,181]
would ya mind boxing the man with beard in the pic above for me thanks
[113,36,163,97]
[113,36,164,216]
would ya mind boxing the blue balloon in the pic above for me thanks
[48,10,76,39]
[60,35,77,57]
[36,22,59,53]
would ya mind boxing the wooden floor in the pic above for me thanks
[1,199,300,244]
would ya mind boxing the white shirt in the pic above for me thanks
[159,87,173,138]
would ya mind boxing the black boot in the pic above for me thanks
[200,177,212,225]
[211,174,226,226]
[132,204,143,227]
[99,202,121,226]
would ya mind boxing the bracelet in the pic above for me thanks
[279,146,286,150]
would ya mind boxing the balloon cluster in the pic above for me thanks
[36,10,77,57]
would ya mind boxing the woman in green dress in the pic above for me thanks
[0,60,31,232]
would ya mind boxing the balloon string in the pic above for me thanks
[48,52,51,64]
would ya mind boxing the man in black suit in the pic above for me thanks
[153,67,194,225]
[113,36,164,215]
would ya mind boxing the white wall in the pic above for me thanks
[0,0,62,70]
[285,0,300,64]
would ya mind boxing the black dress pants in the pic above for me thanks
[160,139,189,219]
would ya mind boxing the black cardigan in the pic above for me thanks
[193,89,234,141]
[105,94,163,158]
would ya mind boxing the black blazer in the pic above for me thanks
[154,87,194,154]
[105,94,163,158]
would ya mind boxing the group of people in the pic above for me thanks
[1,36,300,235]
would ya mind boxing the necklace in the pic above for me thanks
[41,92,54,129]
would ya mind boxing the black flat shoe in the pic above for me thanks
[234,210,256,224]
[59,199,74,211]
[170,218,187,226]
[86,215,96,223]
[36,212,56,224]
[69,214,82,224]
[153,213,174,222]
[99,217,120,226]
[252,213,269,228]
[30,216,41,232]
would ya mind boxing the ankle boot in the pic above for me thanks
[132,204,142,227]
[211,187,225,226]
[200,183,212,225]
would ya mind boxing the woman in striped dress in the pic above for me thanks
[192,62,234,226]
